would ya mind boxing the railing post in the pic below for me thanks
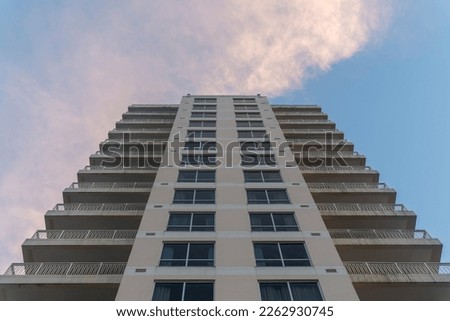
[67,262,73,275]
[394,263,403,274]
[34,263,43,276]
[365,262,373,274]
[424,262,435,275]
[98,262,103,275]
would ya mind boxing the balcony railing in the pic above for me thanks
[317,203,409,212]
[67,182,153,189]
[278,119,332,123]
[111,128,171,132]
[118,119,174,123]
[299,166,374,173]
[4,262,126,276]
[329,229,431,239]
[296,151,361,157]
[52,203,146,212]
[82,166,157,171]
[308,182,390,190]
[287,139,350,144]
[282,129,341,133]
[31,230,137,240]
[345,262,450,275]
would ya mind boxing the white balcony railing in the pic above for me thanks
[345,262,450,275]
[67,182,153,189]
[4,262,126,276]
[317,203,409,212]
[308,182,390,190]
[329,229,431,239]
[52,203,146,212]
[299,166,374,173]
[31,230,137,240]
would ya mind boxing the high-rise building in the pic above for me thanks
[0,95,449,301]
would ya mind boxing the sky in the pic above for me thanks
[0,0,449,272]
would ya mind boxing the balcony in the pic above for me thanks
[287,139,354,152]
[282,129,344,140]
[318,203,417,230]
[89,151,162,168]
[78,165,158,183]
[63,182,153,203]
[128,104,179,113]
[345,262,450,300]
[331,229,442,262]
[294,151,366,166]
[116,119,174,130]
[0,262,126,300]
[22,230,137,262]
[299,166,379,183]
[308,182,396,204]
[108,128,171,140]
[45,203,145,230]
[278,119,336,130]
[122,112,176,120]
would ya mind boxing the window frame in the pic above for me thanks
[243,170,283,183]
[259,281,323,301]
[236,120,264,128]
[235,112,262,119]
[192,104,217,111]
[234,104,259,111]
[181,155,216,166]
[184,141,217,151]
[191,112,217,118]
[177,170,216,183]
[249,212,298,231]
[167,212,215,231]
[233,98,256,103]
[189,120,216,128]
[160,242,215,267]
[253,242,311,267]
[152,282,214,301]
[237,130,267,139]
[173,189,215,204]
[241,154,277,166]
[187,130,216,139]
[246,189,290,204]
[194,98,217,103]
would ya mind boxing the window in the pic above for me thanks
[184,141,216,151]
[187,130,216,139]
[240,141,271,151]
[236,121,264,127]
[191,112,216,118]
[234,104,258,111]
[235,112,261,118]
[259,282,322,301]
[246,189,290,204]
[160,243,214,266]
[167,212,215,231]
[241,154,276,166]
[153,282,214,301]
[194,98,217,103]
[173,189,215,204]
[238,130,267,139]
[233,98,256,103]
[177,170,215,183]
[250,213,298,231]
[254,243,310,266]
[189,120,216,127]
[181,155,216,166]
[193,104,216,110]
[244,170,282,183]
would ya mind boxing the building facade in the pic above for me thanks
[0,95,449,300]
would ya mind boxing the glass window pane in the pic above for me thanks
[244,171,263,182]
[177,171,196,182]
[290,283,323,301]
[173,190,194,204]
[262,171,282,182]
[184,283,214,301]
[189,121,202,127]
[194,190,215,204]
[250,214,274,231]
[267,190,289,204]
[192,214,214,226]
[238,131,252,138]
[197,171,215,182]
[273,214,297,229]
[260,283,291,301]
[188,243,214,266]
[152,283,183,301]
[280,243,308,259]
[167,214,191,231]
[236,121,249,127]
[247,190,268,204]
[160,244,188,266]
[202,131,216,138]
[254,243,282,266]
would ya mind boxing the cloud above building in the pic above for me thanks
[0,0,392,270]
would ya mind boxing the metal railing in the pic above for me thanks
[31,230,137,240]
[118,119,174,123]
[102,139,168,143]
[52,203,146,212]
[82,166,158,171]
[287,139,350,144]
[296,151,361,156]
[111,128,171,132]
[345,262,450,275]
[299,166,374,173]
[317,203,409,212]
[329,229,431,239]
[278,119,332,123]
[308,182,390,190]
[92,150,164,156]
[67,182,153,189]
[4,262,126,276]
[282,129,342,133]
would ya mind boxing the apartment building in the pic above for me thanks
[0,95,448,300]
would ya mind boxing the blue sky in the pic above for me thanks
[0,1,449,271]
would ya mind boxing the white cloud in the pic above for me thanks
[0,0,392,270]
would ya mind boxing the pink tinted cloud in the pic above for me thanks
[0,0,392,270]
